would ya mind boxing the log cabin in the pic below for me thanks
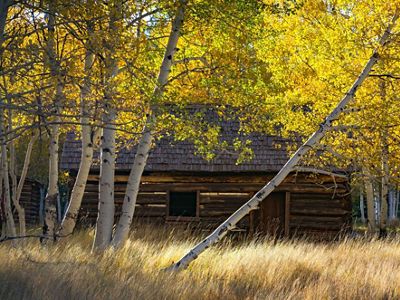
[61,122,352,239]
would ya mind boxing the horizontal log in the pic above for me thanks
[135,207,166,217]
[82,182,348,194]
[290,201,350,210]
[291,192,349,200]
[200,203,244,211]
[290,222,346,231]
[86,173,347,184]
[290,208,351,216]
[199,210,235,218]
[291,215,347,223]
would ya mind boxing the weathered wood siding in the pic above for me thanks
[76,172,351,238]
[5,179,43,226]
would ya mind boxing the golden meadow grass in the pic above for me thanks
[0,225,399,300]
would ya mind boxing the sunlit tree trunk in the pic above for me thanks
[59,19,95,237]
[112,0,187,248]
[43,2,64,241]
[167,16,398,270]
[93,1,121,251]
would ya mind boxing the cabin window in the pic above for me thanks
[168,191,198,218]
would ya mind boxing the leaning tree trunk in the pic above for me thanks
[111,0,187,249]
[43,3,64,241]
[59,22,95,237]
[7,99,34,237]
[13,132,38,236]
[167,15,398,271]
[93,1,121,252]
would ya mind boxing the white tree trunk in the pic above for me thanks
[359,192,366,224]
[111,0,187,248]
[0,0,10,239]
[59,23,95,237]
[93,103,116,251]
[0,110,16,238]
[93,1,121,251]
[13,132,37,237]
[388,190,395,222]
[43,3,63,241]
[364,175,376,232]
[167,16,398,270]
[44,117,61,240]
[395,190,399,221]
[379,82,389,231]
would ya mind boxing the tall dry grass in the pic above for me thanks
[0,225,399,300]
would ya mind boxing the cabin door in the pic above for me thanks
[252,192,286,237]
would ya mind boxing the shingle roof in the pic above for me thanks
[60,110,292,173]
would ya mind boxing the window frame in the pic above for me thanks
[166,190,200,221]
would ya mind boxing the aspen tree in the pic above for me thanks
[168,13,399,270]
[93,0,122,251]
[59,7,96,237]
[112,0,187,249]
[43,0,65,241]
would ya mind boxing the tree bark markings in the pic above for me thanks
[111,0,187,248]
[43,1,64,241]
[59,15,96,237]
[93,0,121,251]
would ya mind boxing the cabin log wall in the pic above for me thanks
[4,179,42,227]
[76,172,351,238]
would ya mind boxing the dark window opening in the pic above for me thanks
[169,192,197,217]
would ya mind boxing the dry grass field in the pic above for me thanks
[0,225,399,300]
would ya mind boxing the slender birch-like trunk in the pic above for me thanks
[111,0,187,248]
[388,190,395,222]
[364,173,376,232]
[359,192,366,224]
[0,110,16,238]
[395,190,399,221]
[0,0,8,238]
[7,100,35,237]
[43,3,64,240]
[8,134,22,236]
[13,132,37,236]
[59,21,95,237]
[93,1,121,251]
[379,82,389,231]
[167,15,398,271]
